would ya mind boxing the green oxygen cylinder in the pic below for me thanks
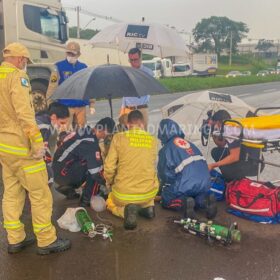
[75,208,95,238]
[209,224,241,242]
[175,219,241,243]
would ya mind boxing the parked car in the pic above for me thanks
[172,63,192,77]
[226,71,243,78]
[266,68,276,74]
[242,71,251,76]
[256,70,269,77]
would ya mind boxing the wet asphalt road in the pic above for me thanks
[1,82,280,280]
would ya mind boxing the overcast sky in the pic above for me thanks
[61,0,280,42]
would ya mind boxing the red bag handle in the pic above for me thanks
[236,191,264,209]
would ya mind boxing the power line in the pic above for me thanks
[64,6,122,24]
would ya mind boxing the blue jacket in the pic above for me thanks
[157,119,210,199]
[55,59,89,107]
[35,112,52,143]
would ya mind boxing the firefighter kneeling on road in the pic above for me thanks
[0,43,70,255]
[52,118,115,207]
[105,110,159,230]
[157,119,217,219]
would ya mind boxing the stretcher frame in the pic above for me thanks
[214,107,280,183]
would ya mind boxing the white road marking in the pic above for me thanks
[263,89,277,93]
[271,109,280,114]
[150,109,161,113]
[238,92,252,97]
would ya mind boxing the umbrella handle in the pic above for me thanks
[108,96,113,118]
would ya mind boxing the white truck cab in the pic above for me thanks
[0,0,68,111]
[142,57,162,79]
[142,57,172,78]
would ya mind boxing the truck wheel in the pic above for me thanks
[31,81,48,113]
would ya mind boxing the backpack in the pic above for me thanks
[226,178,280,224]
[208,170,226,201]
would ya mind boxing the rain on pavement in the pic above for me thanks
[1,82,280,280]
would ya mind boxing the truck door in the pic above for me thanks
[162,59,172,77]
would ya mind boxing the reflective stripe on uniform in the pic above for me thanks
[112,188,158,202]
[33,132,43,143]
[88,166,103,175]
[0,67,16,73]
[0,142,28,156]
[4,220,23,230]
[58,138,95,162]
[174,155,206,174]
[0,67,16,79]
[33,222,52,233]
[23,161,46,174]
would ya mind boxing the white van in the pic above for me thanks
[172,63,191,77]
[276,60,280,74]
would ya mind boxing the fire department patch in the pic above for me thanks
[50,74,58,83]
[95,151,101,160]
[21,77,29,87]
[173,137,190,149]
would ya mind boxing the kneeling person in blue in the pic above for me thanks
[53,118,115,207]
[157,119,217,219]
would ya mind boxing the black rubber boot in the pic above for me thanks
[66,190,80,200]
[138,206,155,219]
[79,200,90,207]
[205,193,217,219]
[8,237,35,254]
[124,204,138,230]
[37,238,71,255]
[183,197,196,219]
[55,185,79,200]
[79,192,90,207]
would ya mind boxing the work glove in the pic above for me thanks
[32,146,47,160]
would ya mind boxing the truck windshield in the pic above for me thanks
[23,5,67,42]
[143,62,162,71]
[155,61,162,70]
[143,63,156,71]
[41,13,60,40]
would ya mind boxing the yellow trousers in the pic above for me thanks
[1,155,57,247]
[106,192,154,218]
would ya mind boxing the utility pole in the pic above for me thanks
[76,6,81,39]
[229,31,233,66]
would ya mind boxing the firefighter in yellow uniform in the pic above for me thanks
[105,110,159,230]
[0,43,70,255]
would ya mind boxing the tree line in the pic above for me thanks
[69,17,275,57]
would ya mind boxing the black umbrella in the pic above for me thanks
[51,64,169,117]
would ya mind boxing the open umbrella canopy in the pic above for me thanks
[51,64,169,117]
[161,90,256,142]
[90,22,188,58]
[52,64,169,101]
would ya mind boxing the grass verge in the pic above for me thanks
[159,75,280,93]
